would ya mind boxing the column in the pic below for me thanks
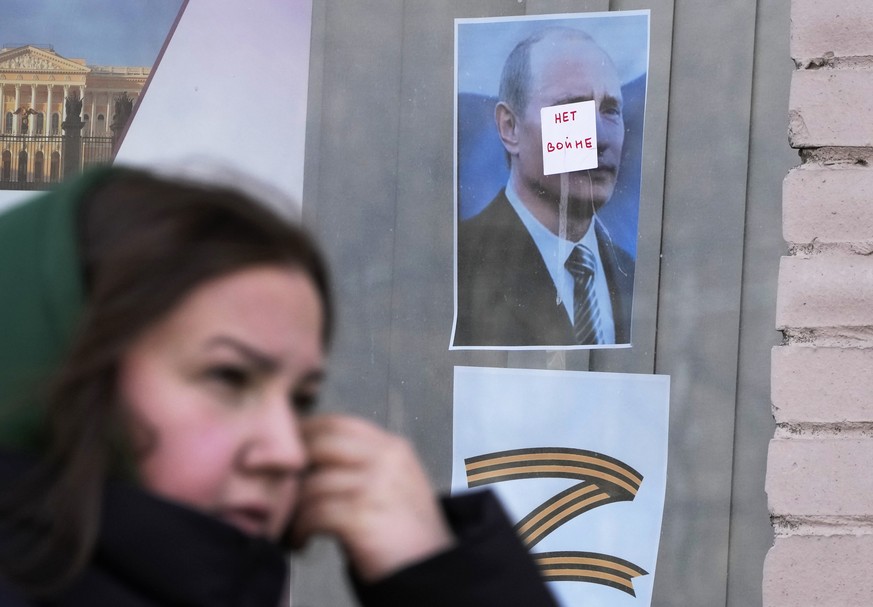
[0,84,4,134]
[29,84,36,135]
[14,84,20,134]
[106,91,113,135]
[90,94,97,136]
[79,85,85,120]
[62,85,69,121]
[46,84,53,135]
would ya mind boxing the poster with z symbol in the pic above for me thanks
[451,366,669,607]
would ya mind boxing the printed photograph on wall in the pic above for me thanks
[0,0,184,194]
[1,0,315,216]
[451,11,650,350]
[452,366,669,607]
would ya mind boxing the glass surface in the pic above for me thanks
[295,1,794,605]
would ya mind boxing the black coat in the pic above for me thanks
[455,189,635,347]
[0,453,557,606]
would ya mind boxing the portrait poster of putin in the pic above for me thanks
[451,12,650,350]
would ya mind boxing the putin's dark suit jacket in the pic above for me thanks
[454,189,634,347]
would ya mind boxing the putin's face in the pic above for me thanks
[510,35,625,214]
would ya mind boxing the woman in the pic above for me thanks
[0,167,556,606]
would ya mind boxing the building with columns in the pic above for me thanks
[0,44,148,187]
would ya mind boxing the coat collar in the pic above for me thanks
[92,479,288,606]
[0,451,289,606]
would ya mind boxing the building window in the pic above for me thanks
[50,151,60,181]
[36,113,44,135]
[97,114,105,134]
[4,113,11,133]
[51,113,59,135]
[33,151,44,182]
[17,149,27,182]
[1,151,10,181]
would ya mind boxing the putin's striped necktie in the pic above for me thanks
[565,244,603,345]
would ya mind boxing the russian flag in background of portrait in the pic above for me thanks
[452,366,669,607]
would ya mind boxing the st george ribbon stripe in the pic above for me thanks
[464,446,649,595]
[465,448,644,546]
[515,482,625,547]
[468,465,638,495]
[535,551,649,597]
[515,484,602,537]
[465,447,643,494]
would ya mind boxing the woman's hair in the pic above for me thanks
[0,168,332,595]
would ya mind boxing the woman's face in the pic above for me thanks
[118,265,325,540]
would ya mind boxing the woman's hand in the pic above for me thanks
[290,414,455,581]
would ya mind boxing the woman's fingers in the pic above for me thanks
[301,414,385,467]
[290,414,455,581]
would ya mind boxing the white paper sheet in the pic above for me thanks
[452,366,669,606]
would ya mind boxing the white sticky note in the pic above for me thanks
[540,100,598,175]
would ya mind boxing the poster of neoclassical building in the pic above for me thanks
[0,2,182,191]
[1,0,314,212]
[0,44,150,186]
